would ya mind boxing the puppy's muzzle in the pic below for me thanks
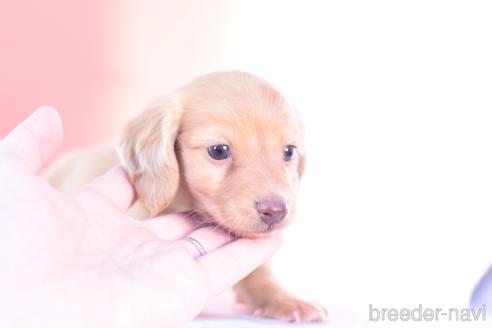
[255,197,287,226]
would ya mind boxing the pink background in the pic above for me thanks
[0,0,231,151]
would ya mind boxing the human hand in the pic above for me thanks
[0,107,282,328]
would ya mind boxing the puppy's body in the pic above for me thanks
[45,71,326,322]
[44,149,192,218]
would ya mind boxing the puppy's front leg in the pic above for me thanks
[235,264,327,323]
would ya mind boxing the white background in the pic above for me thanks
[229,0,492,315]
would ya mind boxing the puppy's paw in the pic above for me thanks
[253,297,328,323]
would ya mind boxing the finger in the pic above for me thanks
[134,227,232,259]
[76,166,136,211]
[139,213,197,240]
[198,234,283,296]
[177,227,234,258]
[0,106,63,173]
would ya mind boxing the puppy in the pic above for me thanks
[46,71,326,322]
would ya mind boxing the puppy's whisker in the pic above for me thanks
[183,203,256,236]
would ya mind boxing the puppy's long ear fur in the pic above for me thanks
[119,94,182,215]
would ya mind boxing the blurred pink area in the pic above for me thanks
[199,289,247,318]
[0,0,231,151]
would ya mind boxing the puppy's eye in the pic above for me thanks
[207,144,230,160]
[283,145,296,161]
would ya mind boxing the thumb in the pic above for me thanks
[0,106,63,173]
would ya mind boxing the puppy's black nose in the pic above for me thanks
[255,198,287,226]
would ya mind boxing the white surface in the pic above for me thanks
[190,314,365,328]
[229,0,492,317]
[189,304,368,328]
[190,317,332,328]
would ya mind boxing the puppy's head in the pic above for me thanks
[120,71,305,236]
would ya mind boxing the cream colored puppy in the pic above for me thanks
[46,71,326,322]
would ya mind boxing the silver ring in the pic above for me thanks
[184,236,207,257]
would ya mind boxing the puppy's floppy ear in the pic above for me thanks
[119,94,183,215]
